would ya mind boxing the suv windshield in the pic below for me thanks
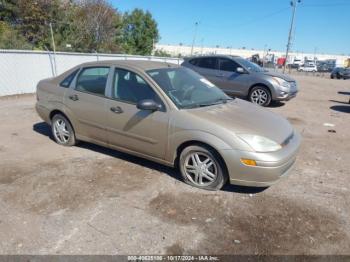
[147,67,232,109]
[234,57,265,72]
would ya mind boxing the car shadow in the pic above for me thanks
[330,105,350,113]
[338,91,350,96]
[33,121,267,194]
[329,99,350,105]
[33,122,54,139]
[222,184,268,194]
[269,101,285,108]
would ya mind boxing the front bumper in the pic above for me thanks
[219,131,301,187]
[275,91,298,101]
[273,82,298,101]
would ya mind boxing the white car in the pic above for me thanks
[298,64,317,72]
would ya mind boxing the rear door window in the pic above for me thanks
[75,67,110,96]
[197,57,218,70]
[189,58,199,66]
[60,69,79,88]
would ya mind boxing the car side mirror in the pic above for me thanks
[236,67,245,74]
[137,99,162,111]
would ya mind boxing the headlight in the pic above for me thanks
[238,134,282,152]
[272,77,290,91]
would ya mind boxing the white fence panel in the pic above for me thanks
[0,50,182,96]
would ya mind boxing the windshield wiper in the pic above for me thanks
[198,97,234,107]
[181,97,234,109]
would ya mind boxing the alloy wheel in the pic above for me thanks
[251,88,268,105]
[183,152,218,186]
[53,118,70,144]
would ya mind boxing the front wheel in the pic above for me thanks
[179,145,227,191]
[51,114,77,146]
[249,86,272,106]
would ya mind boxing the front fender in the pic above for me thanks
[166,129,233,163]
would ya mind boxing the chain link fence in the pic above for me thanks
[0,50,183,96]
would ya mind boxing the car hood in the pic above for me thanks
[261,70,295,82]
[187,99,293,145]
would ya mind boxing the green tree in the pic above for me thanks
[154,49,171,57]
[16,0,66,49]
[0,21,31,49]
[68,0,122,53]
[0,0,18,23]
[121,8,159,55]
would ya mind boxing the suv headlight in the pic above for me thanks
[272,77,290,91]
[238,134,282,152]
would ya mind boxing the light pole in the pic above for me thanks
[190,22,199,56]
[283,0,301,73]
[49,22,57,76]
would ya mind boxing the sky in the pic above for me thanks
[112,0,350,55]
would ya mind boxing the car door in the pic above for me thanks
[104,67,169,160]
[189,57,221,84]
[215,58,250,96]
[64,66,110,143]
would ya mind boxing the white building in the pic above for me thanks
[155,44,349,66]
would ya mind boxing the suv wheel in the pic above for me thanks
[249,86,272,106]
[179,145,227,191]
[51,114,77,146]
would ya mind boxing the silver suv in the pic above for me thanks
[182,55,298,106]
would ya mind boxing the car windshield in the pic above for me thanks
[147,67,232,109]
[234,57,265,72]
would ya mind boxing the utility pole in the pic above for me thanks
[190,22,199,56]
[49,22,57,76]
[314,47,317,62]
[263,44,267,68]
[283,0,300,73]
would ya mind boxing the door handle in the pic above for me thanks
[110,106,123,114]
[68,94,79,101]
[216,73,224,77]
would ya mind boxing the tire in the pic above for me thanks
[249,86,272,107]
[179,145,227,191]
[331,75,334,79]
[51,114,77,146]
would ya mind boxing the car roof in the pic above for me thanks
[184,55,241,60]
[77,60,180,71]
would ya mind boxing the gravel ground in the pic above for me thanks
[0,75,349,255]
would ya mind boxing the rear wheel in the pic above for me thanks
[51,114,77,146]
[249,86,272,106]
[179,145,227,191]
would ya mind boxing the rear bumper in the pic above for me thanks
[35,103,51,124]
[219,131,301,187]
